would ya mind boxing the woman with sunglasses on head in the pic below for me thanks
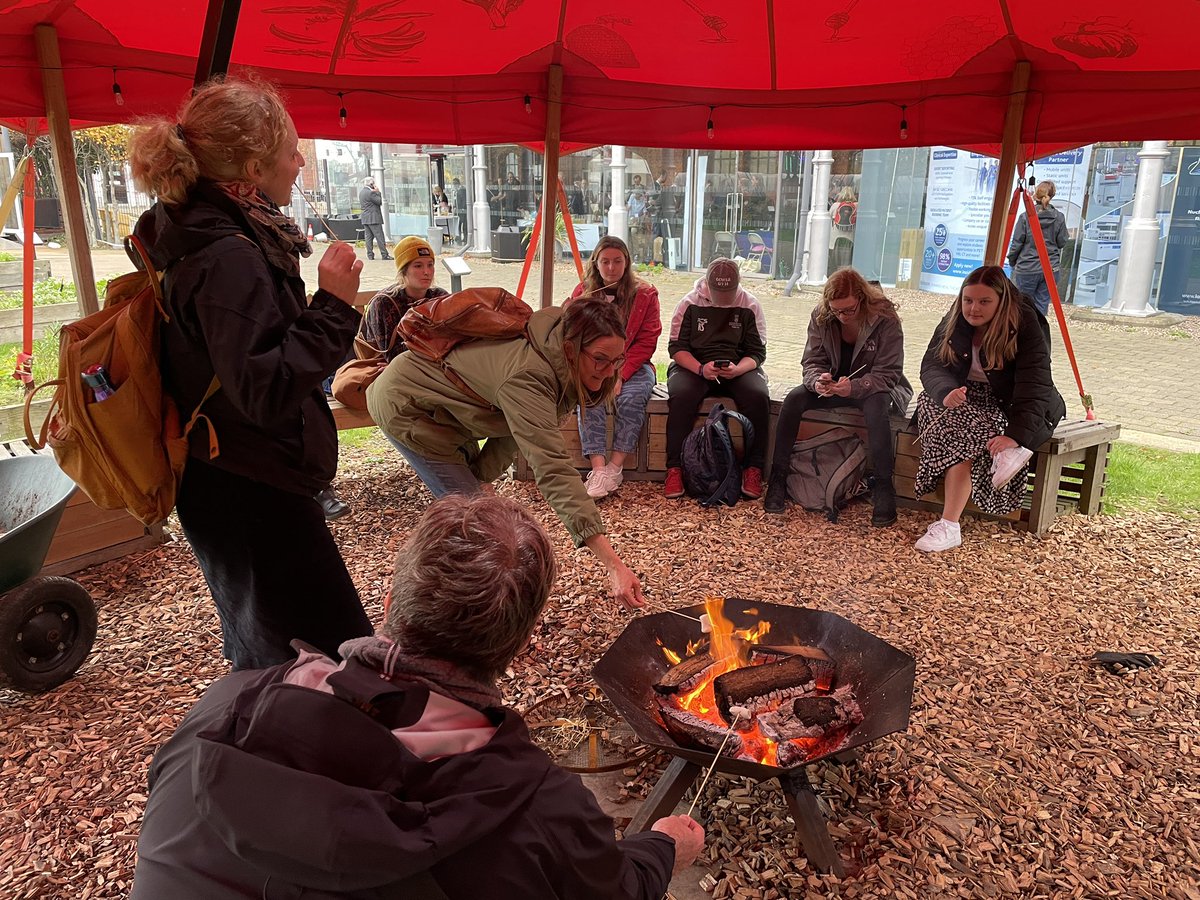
[565,236,662,499]
[764,268,912,525]
[367,298,646,610]
[912,265,1065,552]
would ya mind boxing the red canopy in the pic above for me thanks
[2,1,1199,155]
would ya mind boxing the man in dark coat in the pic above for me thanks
[359,176,390,260]
[131,494,704,900]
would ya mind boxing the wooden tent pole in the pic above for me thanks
[538,65,564,308]
[34,24,98,317]
[194,0,244,85]
[984,61,1031,265]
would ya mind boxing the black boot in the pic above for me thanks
[764,471,788,515]
[871,478,897,527]
[316,487,350,521]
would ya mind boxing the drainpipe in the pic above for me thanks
[1104,141,1170,317]
[805,150,834,285]
[608,145,628,243]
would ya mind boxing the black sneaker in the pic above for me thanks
[871,480,897,527]
[763,474,787,514]
[316,487,350,521]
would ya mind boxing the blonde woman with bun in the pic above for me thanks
[1006,180,1068,315]
[128,78,371,669]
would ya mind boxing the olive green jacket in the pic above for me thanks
[366,307,604,547]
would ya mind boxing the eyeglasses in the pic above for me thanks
[829,298,862,318]
[580,349,626,373]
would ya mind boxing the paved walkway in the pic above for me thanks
[49,246,1200,450]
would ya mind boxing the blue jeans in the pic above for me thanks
[578,364,656,458]
[384,433,482,497]
[1013,271,1054,316]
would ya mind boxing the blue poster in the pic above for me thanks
[919,148,997,294]
[1158,149,1200,315]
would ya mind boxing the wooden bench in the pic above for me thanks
[514,385,1121,535]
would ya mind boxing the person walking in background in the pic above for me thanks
[1007,180,1068,315]
[764,268,912,525]
[367,299,647,610]
[131,493,701,899]
[664,259,770,501]
[912,266,1065,552]
[128,78,372,669]
[566,236,662,500]
[452,177,468,240]
[359,176,390,261]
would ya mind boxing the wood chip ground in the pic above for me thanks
[2,435,1197,899]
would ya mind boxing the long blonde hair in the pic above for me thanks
[938,265,1022,369]
[562,299,625,408]
[128,78,292,205]
[578,235,643,325]
[816,267,898,326]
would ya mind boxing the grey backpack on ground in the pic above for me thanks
[682,403,756,508]
[786,426,868,523]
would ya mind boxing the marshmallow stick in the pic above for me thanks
[685,710,743,817]
[656,609,712,633]
[293,182,340,242]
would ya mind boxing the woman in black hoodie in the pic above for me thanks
[913,266,1065,553]
[129,78,371,669]
[1006,180,1069,315]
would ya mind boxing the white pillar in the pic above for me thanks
[370,143,387,240]
[608,145,628,243]
[472,143,491,252]
[806,150,834,285]
[1105,141,1170,316]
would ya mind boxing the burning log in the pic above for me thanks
[652,652,714,695]
[713,655,814,723]
[657,703,744,756]
[753,644,836,690]
[791,697,840,728]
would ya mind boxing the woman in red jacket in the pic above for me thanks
[567,236,662,499]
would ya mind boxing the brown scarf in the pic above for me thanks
[214,181,311,278]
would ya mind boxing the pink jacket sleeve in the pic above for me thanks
[622,284,662,381]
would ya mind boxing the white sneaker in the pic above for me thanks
[586,465,623,499]
[915,519,962,553]
[991,446,1034,489]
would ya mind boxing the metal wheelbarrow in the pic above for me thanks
[0,454,97,692]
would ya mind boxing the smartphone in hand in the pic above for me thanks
[713,359,733,369]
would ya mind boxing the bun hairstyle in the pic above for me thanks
[128,77,291,205]
[1033,180,1057,208]
[561,298,626,408]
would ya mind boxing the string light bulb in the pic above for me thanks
[524,94,532,115]
[112,69,124,107]
[338,92,347,129]
[899,105,908,141]
[706,106,715,141]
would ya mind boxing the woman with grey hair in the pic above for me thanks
[132,494,704,899]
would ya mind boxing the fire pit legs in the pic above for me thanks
[780,770,845,878]
[627,757,702,833]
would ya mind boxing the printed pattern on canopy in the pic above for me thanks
[1,1,1199,152]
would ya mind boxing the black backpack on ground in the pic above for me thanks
[681,403,755,507]
[786,426,868,523]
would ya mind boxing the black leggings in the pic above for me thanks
[176,460,372,669]
[666,368,771,469]
[770,386,895,481]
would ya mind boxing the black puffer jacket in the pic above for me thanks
[134,182,359,496]
[920,298,1067,450]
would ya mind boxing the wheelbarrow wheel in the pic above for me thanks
[0,576,97,693]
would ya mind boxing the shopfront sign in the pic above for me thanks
[1158,148,1200,315]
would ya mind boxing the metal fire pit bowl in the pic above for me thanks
[594,598,915,779]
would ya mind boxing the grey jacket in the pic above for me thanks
[359,185,384,225]
[1007,204,1068,275]
[800,309,913,413]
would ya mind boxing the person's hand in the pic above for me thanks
[317,241,364,304]
[651,815,706,874]
[829,377,853,398]
[700,362,723,382]
[815,372,834,397]
[986,435,1018,457]
[943,386,968,409]
[613,377,623,397]
[607,560,645,610]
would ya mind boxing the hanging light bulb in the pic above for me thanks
[899,105,908,141]
[524,94,532,115]
[706,106,715,141]
[112,69,125,107]
[338,92,347,129]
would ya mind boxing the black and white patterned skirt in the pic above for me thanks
[914,381,1029,516]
